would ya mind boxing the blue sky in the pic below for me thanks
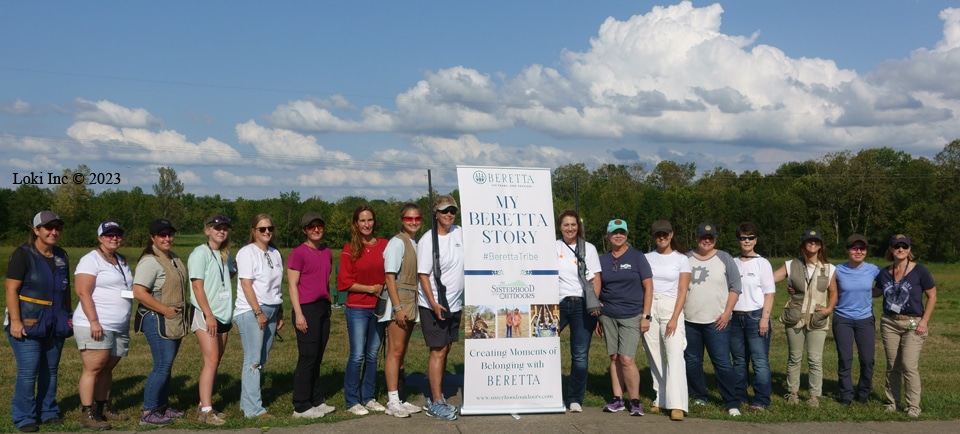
[3,1,959,201]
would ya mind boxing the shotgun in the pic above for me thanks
[428,170,450,320]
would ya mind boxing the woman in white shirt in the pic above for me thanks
[234,213,285,419]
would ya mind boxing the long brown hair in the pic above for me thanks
[349,205,377,261]
[556,209,584,239]
[798,238,828,264]
[247,213,277,249]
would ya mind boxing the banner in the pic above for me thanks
[457,166,564,415]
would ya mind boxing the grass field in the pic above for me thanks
[1,240,958,430]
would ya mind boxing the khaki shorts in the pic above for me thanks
[598,314,642,357]
[74,326,130,357]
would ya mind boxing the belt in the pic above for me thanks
[733,309,761,316]
[886,313,920,321]
[19,295,53,306]
[562,296,582,302]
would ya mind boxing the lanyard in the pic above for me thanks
[207,244,226,289]
[99,247,127,287]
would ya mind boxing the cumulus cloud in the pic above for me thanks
[66,120,244,165]
[1,99,38,115]
[235,120,354,164]
[71,98,162,129]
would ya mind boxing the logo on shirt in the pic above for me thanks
[691,266,709,285]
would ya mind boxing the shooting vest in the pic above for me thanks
[781,259,831,330]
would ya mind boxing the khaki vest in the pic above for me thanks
[151,252,190,339]
[781,259,831,330]
[395,232,418,292]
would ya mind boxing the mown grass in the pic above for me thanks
[1,242,958,430]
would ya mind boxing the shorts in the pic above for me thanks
[191,309,233,335]
[598,314,642,357]
[420,307,461,348]
[74,326,130,357]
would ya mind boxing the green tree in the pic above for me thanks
[153,166,185,225]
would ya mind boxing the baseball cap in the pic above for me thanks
[33,210,63,228]
[204,215,232,228]
[607,219,628,233]
[801,229,823,243]
[434,195,458,212]
[697,222,718,238]
[300,211,325,228]
[890,234,911,246]
[149,219,176,235]
[846,234,868,247]
[650,219,672,235]
[97,221,124,236]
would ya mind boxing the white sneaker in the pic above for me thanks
[385,401,411,418]
[400,401,421,414]
[347,404,369,416]
[364,400,386,412]
[568,403,583,413]
[313,403,336,416]
[728,408,742,416]
[292,407,325,419]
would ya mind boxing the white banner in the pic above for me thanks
[457,166,564,415]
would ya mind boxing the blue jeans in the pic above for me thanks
[141,311,182,411]
[684,321,738,409]
[558,296,597,406]
[235,304,280,417]
[729,310,772,408]
[343,307,385,408]
[833,314,875,402]
[7,333,64,428]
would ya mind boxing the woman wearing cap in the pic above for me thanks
[772,229,837,408]
[598,219,653,417]
[234,213,284,419]
[730,222,775,412]
[642,219,689,421]
[73,221,133,429]
[5,211,73,433]
[187,215,235,425]
[555,209,601,412]
[133,219,190,425]
[875,234,937,418]
[832,234,880,406]
[684,222,741,415]
[382,203,425,417]
[338,204,388,415]
[286,212,336,419]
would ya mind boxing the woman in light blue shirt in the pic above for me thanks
[832,234,880,405]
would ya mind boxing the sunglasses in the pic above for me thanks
[849,246,867,252]
[156,231,175,239]
[437,207,457,215]
[42,223,63,232]
[893,244,910,251]
[402,216,423,223]
[612,257,619,272]
[101,233,123,240]
[264,252,274,268]
[304,224,324,232]
[738,235,757,241]
[256,226,275,234]
[212,225,231,232]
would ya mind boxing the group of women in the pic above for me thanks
[4,205,432,432]
[553,211,938,421]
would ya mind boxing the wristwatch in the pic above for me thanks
[642,314,652,321]
[393,305,403,312]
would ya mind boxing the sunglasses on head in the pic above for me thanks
[738,235,757,241]
[256,226,275,234]
[402,216,423,223]
[437,207,457,215]
[893,244,910,250]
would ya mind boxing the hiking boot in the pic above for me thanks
[199,407,227,425]
[670,409,684,421]
[603,397,625,413]
[79,407,111,430]
[650,406,662,413]
[139,410,172,426]
[98,401,128,421]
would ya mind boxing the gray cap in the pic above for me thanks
[300,212,325,228]
[434,195,458,212]
[33,210,63,227]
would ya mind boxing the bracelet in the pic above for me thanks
[393,305,403,312]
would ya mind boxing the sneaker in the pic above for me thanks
[257,413,275,420]
[568,402,583,413]
[748,405,767,413]
[728,408,742,416]
[313,403,336,415]
[41,417,63,425]
[400,401,421,414]
[200,407,228,425]
[17,423,39,433]
[385,401,411,418]
[907,407,921,418]
[884,403,898,413]
[139,410,172,426]
[629,400,644,416]
[79,407,111,430]
[425,400,458,420]
[347,404,370,416]
[784,393,800,405]
[670,409,684,421]
[161,406,184,418]
[692,398,708,406]
[292,406,326,419]
[422,397,433,413]
[365,400,386,412]
[603,397,625,413]
[807,396,820,408]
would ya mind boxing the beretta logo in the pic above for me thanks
[473,170,487,184]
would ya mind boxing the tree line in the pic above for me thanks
[2,140,958,262]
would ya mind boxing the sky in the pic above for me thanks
[3,1,959,201]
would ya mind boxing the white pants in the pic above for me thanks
[642,294,689,412]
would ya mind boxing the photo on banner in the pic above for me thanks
[456,166,564,415]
